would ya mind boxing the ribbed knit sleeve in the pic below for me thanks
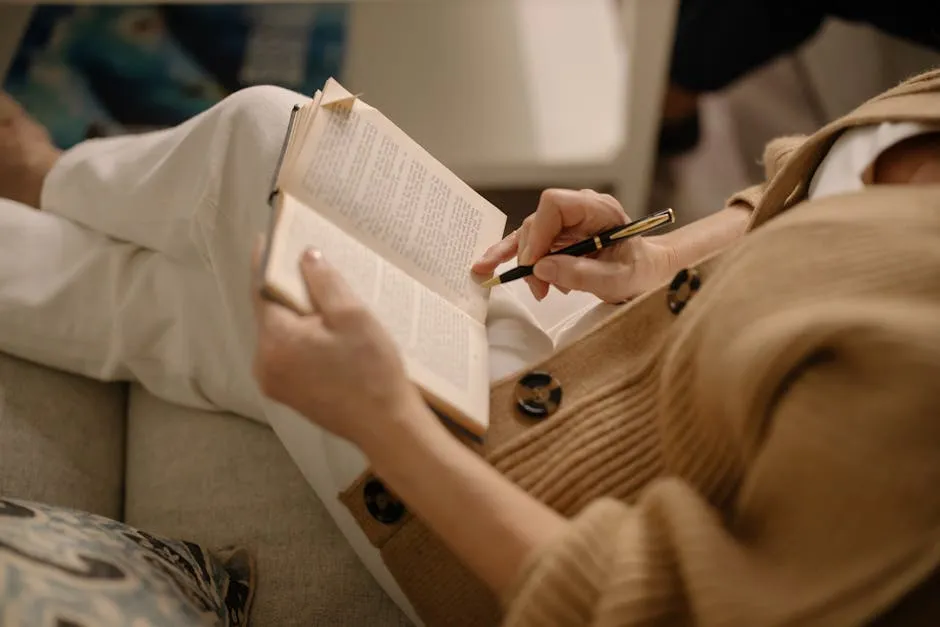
[503,302,940,626]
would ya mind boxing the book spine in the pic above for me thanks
[267,104,302,206]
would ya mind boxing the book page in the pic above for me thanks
[264,193,489,433]
[281,79,506,324]
[278,90,321,185]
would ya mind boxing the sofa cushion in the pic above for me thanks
[124,386,410,627]
[0,497,253,626]
[0,353,126,519]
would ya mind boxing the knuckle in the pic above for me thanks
[539,188,561,203]
[538,188,568,210]
[602,196,629,219]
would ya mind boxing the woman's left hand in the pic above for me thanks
[253,245,568,601]
[252,244,429,446]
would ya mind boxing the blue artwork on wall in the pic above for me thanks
[4,4,348,148]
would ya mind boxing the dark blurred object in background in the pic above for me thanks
[661,0,940,154]
[3,4,348,149]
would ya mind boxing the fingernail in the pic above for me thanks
[533,259,557,281]
[303,248,322,263]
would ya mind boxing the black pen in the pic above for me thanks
[480,208,675,288]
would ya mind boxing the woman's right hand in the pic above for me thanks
[472,188,680,303]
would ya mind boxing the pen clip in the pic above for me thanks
[609,208,674,240]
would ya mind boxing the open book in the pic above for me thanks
[261,78,506,436]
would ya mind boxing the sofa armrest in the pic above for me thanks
[0,352,126,519]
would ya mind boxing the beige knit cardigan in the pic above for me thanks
[340,69,940,626]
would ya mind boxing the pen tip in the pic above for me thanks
[480,276,501,289]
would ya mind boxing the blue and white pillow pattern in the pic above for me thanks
[0,498,253,627]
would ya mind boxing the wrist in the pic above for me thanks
[358,393,451,473]
[653,205,749,269]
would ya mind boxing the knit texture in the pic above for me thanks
[505,186,940,626]
[340,70,940,626]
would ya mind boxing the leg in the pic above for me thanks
[0,199,220,410]
[1,84,586,623]
[48,86,309,418]
[0,86,311,419]
[41,86,308,261]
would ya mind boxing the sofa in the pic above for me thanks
[0,351,411,626]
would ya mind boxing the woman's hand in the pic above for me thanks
[252,245,431,447]
[252,242,568,599]
[472,188,680,303]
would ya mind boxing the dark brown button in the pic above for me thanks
[363,478,405,525]
[667,268,701,314]
[515,371,563,419]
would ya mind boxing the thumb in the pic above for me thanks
[300,249,361,322]
[533,255,631,303]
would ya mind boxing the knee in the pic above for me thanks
[224,85,306,114]
[213,85,308,156]
[218,86,308,135]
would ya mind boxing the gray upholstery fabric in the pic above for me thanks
[0,353,126,520]
[124,386,410,627]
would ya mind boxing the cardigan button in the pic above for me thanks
[363,477,405,525]
[667,267,702,314]
[515,371,563,419]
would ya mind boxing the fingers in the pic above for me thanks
[524,275,551,301]
[473,189,627,301]
[515,222,548,299]
[472,229,521,275]
[533,255,632,303]
[299,248,362,323]
[524,189,627,265]
[472,189,626,277]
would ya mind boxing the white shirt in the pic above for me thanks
[808,121,937,200]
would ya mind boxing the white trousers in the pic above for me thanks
[0,86,611,622]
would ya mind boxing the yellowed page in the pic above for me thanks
[265,194,489,433]
[278,90,321,184]
[280,78,505,324]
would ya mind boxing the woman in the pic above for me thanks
[1,70,939,626]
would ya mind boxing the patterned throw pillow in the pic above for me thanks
[0,498,253,626]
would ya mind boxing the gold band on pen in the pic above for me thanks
[593,235,603,251]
